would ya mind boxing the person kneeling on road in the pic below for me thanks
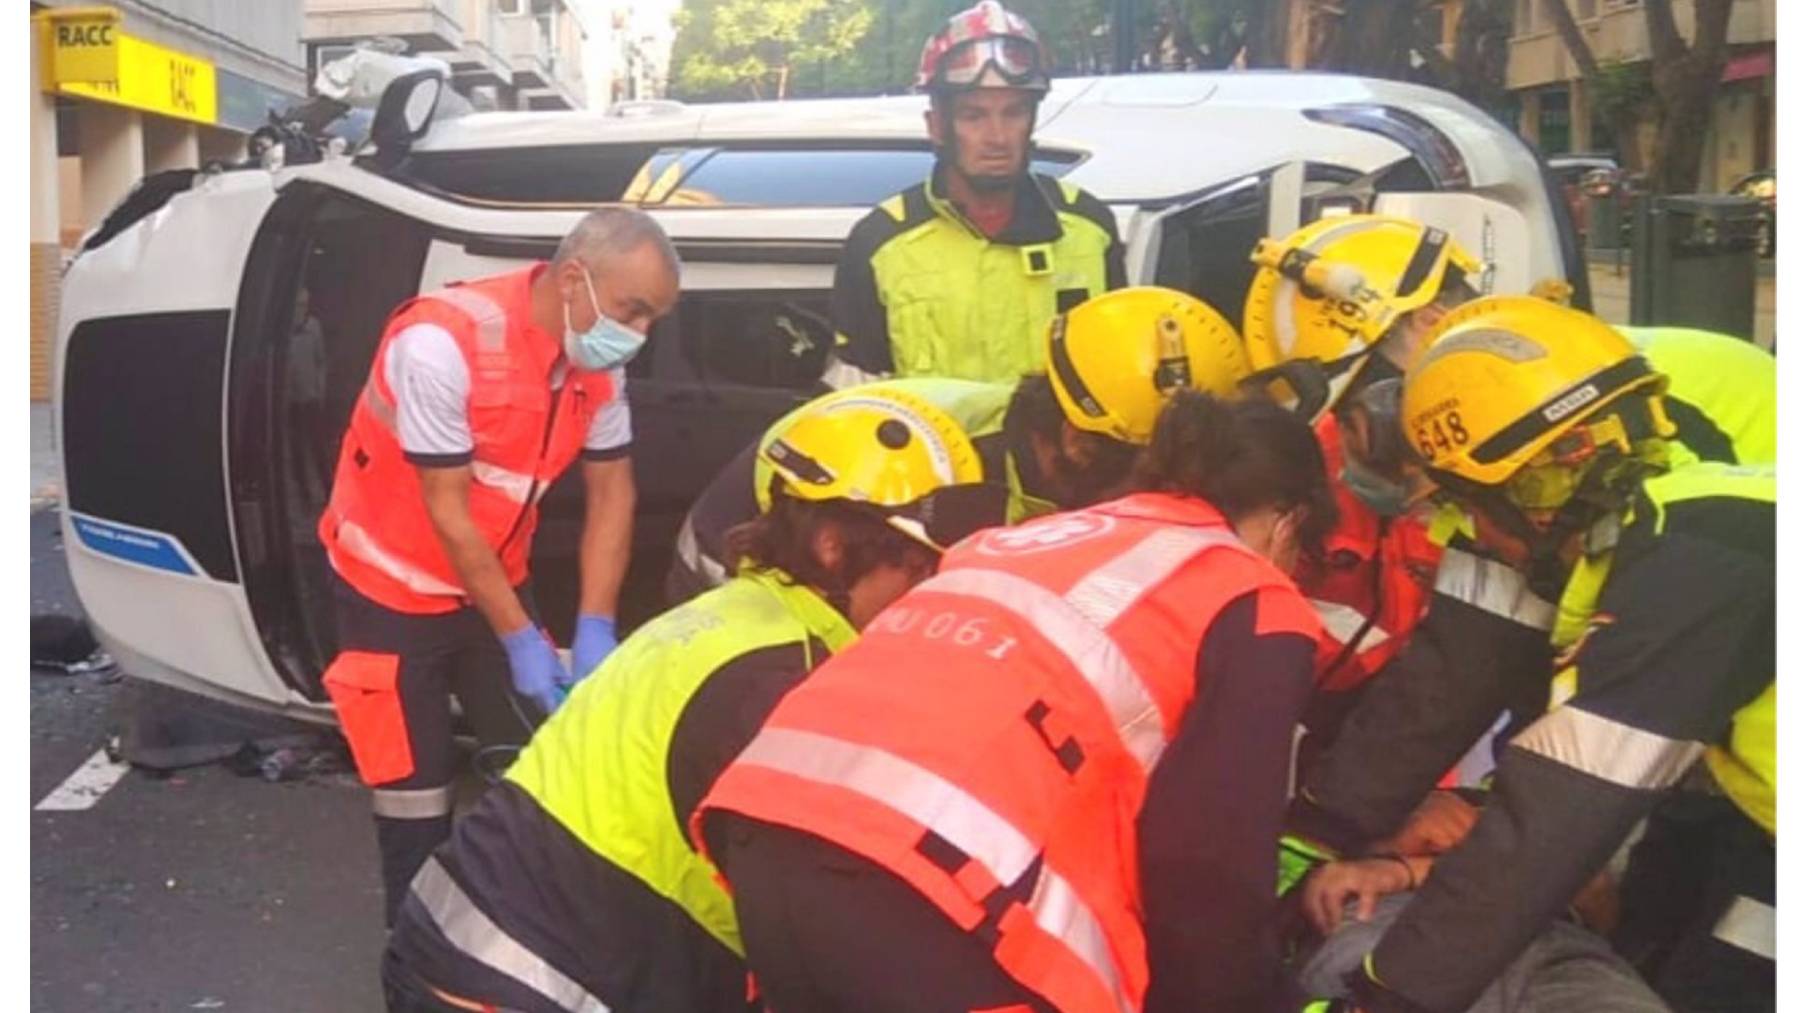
[697,390,1337,1013]
[668,285,1251,602]
[380,390,1008,1013]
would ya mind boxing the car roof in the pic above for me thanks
[410,71,1504,202]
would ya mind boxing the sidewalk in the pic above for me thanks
[31,401,59,510]
[1586,259,1776,351]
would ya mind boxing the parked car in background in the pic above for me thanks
[1729,169,1775,257]
[1547,152,1621,239]
[56,68,1587,723]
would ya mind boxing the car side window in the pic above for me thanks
[663,291,833,391]
[1149,163,1373,317]
[1150,174,1270,317]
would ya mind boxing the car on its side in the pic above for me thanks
[56,69,1588,722]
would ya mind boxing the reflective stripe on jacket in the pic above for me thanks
[1542,462,1776,834]
[401,569,856,1009]
[697,493,1319,1013]
[319,266,613,613]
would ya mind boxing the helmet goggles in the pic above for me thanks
[936,34,1045,89]
[1500,412,1632,512]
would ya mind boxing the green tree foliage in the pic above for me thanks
[671,0,877,100]
[670,0,1118,101]
[667,0,1512,111]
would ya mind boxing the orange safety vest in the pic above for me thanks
[1298,415,1440,693]
[696,493,1320,1013]
[319,265,613,614]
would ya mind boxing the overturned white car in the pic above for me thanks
[55,67,1588,721]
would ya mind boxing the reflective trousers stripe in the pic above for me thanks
[922,567,1168,770]
[372,785,454,819]
[335,519,466,599]
[733,727,1132,1012]
[1512,706,1705,791]
[1433,548,1556,631]
[410,857,610,1013]
[1712,895,1776,960]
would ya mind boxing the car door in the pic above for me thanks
[1128,159,1542,319]
[230,180,433,701]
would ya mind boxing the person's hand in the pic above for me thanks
[500,625,570,717]
[1569,868,1621,935]
[570,613,618,687]
[1300,857,1414,935]
[1373,790,1479,856]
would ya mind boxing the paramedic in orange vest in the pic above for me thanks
[697,391,1337,1013]
[316,207,680,925]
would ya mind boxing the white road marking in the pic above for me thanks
[35,748,131,811]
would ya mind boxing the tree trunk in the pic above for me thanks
[1450,0,1513,112]
[1543,0,1647,170]
[1247,0,1290,68]
[1645,0,1734,192]
[1652,77,1716,192]
[1316,0,1419,78]
[776,63,790,101]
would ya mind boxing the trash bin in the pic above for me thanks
[1629,195,1761,340]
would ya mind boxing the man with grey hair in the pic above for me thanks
[317,206,679,925]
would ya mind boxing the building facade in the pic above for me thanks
[30,0,309,401]
[1507,0,1775,188]
[302,0,589,111]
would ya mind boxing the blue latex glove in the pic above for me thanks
[500,625,570,717]
[570,613,618,687]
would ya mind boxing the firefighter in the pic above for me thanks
[1337,297,1774,1013]
[1239,213,1483,750]
[668,286,1249,602]
[696,390,1338,1013]
[1284,299,1776,883]
[824,0,1123,387]
[381,390,1007,1013]
[316,208,678,924]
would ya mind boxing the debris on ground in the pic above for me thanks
[31,614,118,676]
[226,737,355,783]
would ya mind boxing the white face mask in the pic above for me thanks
[562,265,646,371]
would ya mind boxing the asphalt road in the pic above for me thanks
[31,507,388,1012]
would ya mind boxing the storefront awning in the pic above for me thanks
[1722,49,1774,84]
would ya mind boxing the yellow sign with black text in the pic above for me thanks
[43,7,122,85]
[41,14,218,126]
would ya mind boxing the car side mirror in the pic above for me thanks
[371,69,443,168]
